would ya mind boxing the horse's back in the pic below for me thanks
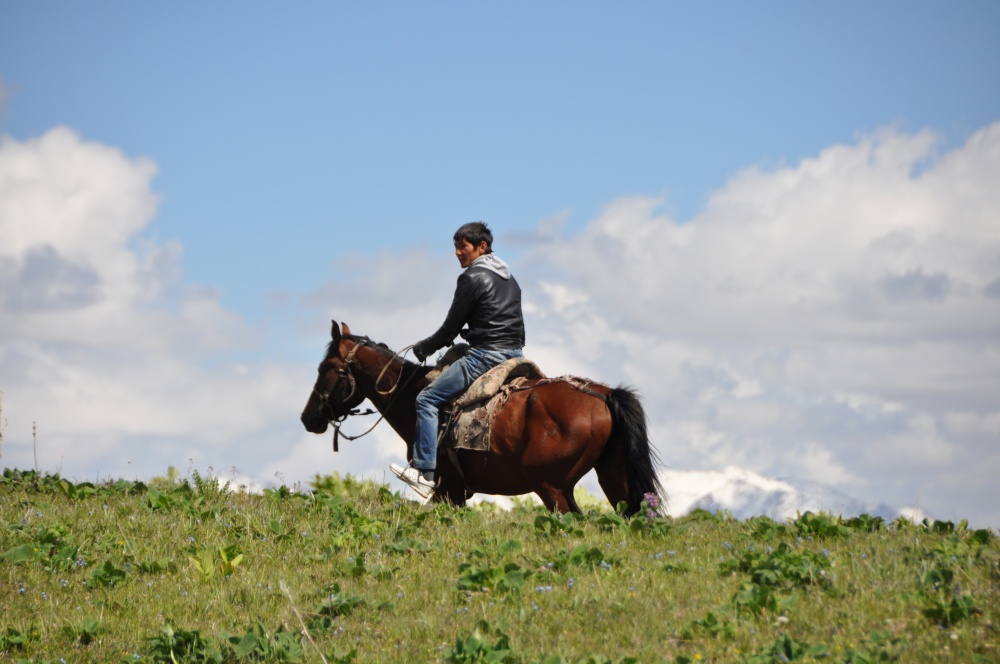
[489,379,613,462]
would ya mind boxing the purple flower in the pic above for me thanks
[643,492,660,510]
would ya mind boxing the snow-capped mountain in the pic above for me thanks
[658,466,928,523]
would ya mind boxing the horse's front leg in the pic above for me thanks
[431,471,468,507]
[536,484,581,514]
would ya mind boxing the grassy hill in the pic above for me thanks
[1,468,997,663]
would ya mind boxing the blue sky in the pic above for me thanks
[1,3,999,526]
[4,3,996,302]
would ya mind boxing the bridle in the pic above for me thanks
[313,337,422,452]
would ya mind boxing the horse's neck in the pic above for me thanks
[354,345,423,441]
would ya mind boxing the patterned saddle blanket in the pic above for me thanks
[434,354,547,452]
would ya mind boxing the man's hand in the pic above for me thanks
[413,341,430,363]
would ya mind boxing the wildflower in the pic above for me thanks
[599,560,611,570]
[643,492,659,510]
[821,548,830,557]
[666,550,676,557]
[568,578,575,588]
[722,541,733,550]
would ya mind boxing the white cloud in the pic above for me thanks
[2,122,998,531]
[510,122,1000,528]
[0,127,304,482]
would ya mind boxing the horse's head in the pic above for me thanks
[300,320,368,434]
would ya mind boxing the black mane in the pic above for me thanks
[325,334,414,366]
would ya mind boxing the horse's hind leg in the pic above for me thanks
[594,445,629,511]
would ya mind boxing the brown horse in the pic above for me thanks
[301,320,664,514]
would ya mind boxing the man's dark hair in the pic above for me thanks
[453,221,493,253]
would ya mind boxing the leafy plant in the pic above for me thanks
[739,634,830,662]
[187,544,244,582]
[457,561,531,593]
[218,543,244,577]
[54,478,98,500]
[144,621,225,663]
[746,515,790,541]
[679,611,735,641]
[61,616,101,646]
[919,590,978,627]
[228,622,304,661]
[89,560,127,588]
[719,543,832,589]
[0,626,34,652]
[443,621,518,664]
[793,511,850,539]
[534,512,584,537]
[308,583,367,631]
[334,553,394,579]
[540,544,614,572]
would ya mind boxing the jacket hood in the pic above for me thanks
[469,253,512,279]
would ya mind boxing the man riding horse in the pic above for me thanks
[391,221,525,497]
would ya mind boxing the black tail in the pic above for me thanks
[605,386,665,516]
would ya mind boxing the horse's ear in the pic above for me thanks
[341,322,352,336]
[330,320,341,345]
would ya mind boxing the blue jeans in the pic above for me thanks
[412,346,523,471]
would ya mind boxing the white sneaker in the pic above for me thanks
[390,464,435,499]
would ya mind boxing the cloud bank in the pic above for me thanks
[0,127,305,481]
[1,123,997,528]
[516,124,1000,528]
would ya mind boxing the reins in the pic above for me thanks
[320,340,425,452]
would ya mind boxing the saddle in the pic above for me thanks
[429,345,546,452]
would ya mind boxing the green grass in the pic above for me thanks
[1,467,998,663]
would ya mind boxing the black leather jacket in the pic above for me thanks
[417,266,525,355]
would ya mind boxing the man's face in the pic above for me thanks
[455,239,488,268]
